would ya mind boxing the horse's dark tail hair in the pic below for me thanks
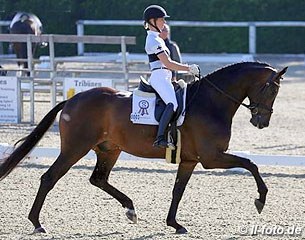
[0,100,67,181]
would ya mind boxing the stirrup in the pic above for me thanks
[167,142,176,150]
[153,137,175,150]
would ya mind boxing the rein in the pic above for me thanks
[184,74,250,115]
[203,73,278,114]
[185,70,278,115]
[202,76,251,109]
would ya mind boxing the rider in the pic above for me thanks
[143,5,200,149]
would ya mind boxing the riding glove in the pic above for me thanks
[189,64,200,76]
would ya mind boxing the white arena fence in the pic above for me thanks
[0,33,147,124]
[76,20,305,55]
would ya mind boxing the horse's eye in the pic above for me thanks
[269,86,278,97]
[271,88,278,96]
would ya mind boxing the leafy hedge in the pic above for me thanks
[1,0,305,55]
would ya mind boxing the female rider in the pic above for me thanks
[143,5,200,149]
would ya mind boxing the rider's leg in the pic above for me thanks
[153,103,175,149]
[149,70,178,149]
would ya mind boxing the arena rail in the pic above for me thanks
[1,143,305,168]
[76,20,305,55]
[0,34,137,124]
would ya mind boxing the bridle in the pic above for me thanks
[187,69,280,116]
[246,73,280,116]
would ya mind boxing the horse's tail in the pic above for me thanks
[0,100,67,181]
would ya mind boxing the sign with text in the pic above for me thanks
[63,78,114,99]
[0,77,18,123]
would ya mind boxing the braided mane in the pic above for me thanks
[205,61,273,79]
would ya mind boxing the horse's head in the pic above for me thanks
[248,66,288,129]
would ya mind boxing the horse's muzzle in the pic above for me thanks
[250,116,269,129]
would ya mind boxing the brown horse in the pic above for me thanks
[0,62,288,234]
[9,12,45,76]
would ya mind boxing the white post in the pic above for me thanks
[17,77,21,123]
[27,35,35,124]
[48,35,56,108]
[121,36,128,90]
[77,22,84,55]
[0,25,3,55]
[249,23,256,54]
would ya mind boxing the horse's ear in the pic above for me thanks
[280,66,288,74]
[274,66,288,83]
[277,66,288,77]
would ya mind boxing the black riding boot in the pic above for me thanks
[153,103,175,150]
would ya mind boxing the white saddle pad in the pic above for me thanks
[130,80,187,126]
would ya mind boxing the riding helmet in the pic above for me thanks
[143,5,170,22]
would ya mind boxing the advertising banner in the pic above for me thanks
[0,77,18,123]
[63,78,114,99]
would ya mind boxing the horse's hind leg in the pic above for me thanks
[28,150,87,233]
[89,143,137,223]
[201,152,268,214]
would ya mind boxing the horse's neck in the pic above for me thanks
[212,74,249,102]
[196,74,250,118]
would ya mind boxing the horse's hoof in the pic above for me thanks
[254,199,265,214]
[33,226,47,234]
[176,227,188,234]
[126,209,137,223]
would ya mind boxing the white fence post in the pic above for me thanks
[17,78,21,123]
[26,34,35,124]
[77,21,84,55]
[121,36,128,89]
[249,23,256,54]
[48,35,56,107]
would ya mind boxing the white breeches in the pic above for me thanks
[149,69,178,111]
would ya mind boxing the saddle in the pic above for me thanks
[136,77,186,164]
[138,76,185,122]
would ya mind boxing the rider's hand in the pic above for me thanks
[188,64,200,76]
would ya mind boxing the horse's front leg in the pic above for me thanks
[202,152,268,213]
[166,160,197,234]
